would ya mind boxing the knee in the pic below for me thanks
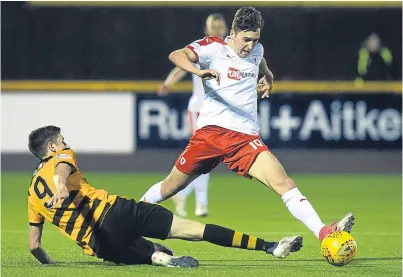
[169,216,204,240]
[270,177,296,194]
[186,221,205,240]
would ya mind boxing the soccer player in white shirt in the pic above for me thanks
[141,7,354,243]
[158,14,227,218]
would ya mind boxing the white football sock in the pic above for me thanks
[281,187,325,238]
[194,173,210,206]
[139,181,164,203]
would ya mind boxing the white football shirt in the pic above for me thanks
[186,36,264,135]
[188,64,204,112]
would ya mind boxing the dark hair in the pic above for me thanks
[28,126,61,159]
[232,7,264,32]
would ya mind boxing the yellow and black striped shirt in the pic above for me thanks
[27,148,117,256]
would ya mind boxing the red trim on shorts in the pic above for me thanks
[186,46,199,62]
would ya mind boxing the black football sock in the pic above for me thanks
[202,224,277,252]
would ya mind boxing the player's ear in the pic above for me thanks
[48,141,57,152]
[230,29,235,38]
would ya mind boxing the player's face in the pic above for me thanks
[205,19,227,39]
[48,134,69,153]
[230,28,261,58]
[367,35,380,53]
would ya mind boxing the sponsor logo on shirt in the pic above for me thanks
[56,153,72,160]
[227,67,256,81]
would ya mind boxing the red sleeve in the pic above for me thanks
[186,36,222,66]
[186,45,199,62]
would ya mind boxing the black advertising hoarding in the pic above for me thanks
[135,93,402,149]
[2,4,401,80]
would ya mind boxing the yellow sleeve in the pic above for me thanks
[54,149,78,174]
[357,47,369,76]
[28,196,44,226]
[380,47,393,65]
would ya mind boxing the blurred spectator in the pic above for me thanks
[355,33,393,85]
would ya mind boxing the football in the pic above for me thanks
[321,231,357,266]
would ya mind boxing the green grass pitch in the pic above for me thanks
[2,172,402,277]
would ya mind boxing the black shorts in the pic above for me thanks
[91,197,174,265]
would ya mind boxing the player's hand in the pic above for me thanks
[258,72,274,98]
[157,83,169,95]
[46,187,69,208]
[198,69,220,85]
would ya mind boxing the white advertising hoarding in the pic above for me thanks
[1,92,135,153]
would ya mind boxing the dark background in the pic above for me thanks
[2,2,402,80]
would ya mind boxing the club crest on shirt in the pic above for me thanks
[251,55,259,65]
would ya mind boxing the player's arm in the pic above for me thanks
[46,163,72,208]
[168,48,202,75]
[158,67,188,95]
[29,224,53,264]
[169,48,220,85]
[258,57,274,98]
[259,57,273,78]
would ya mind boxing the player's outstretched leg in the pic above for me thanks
[168,216,303,259]
[249,151,355,241]
[135,201,301,267]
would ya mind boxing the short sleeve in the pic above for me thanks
[54,149,78,174]
[186,36,220,67]
[28,196,44,226]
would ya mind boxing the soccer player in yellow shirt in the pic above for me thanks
[27,125,302,267]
